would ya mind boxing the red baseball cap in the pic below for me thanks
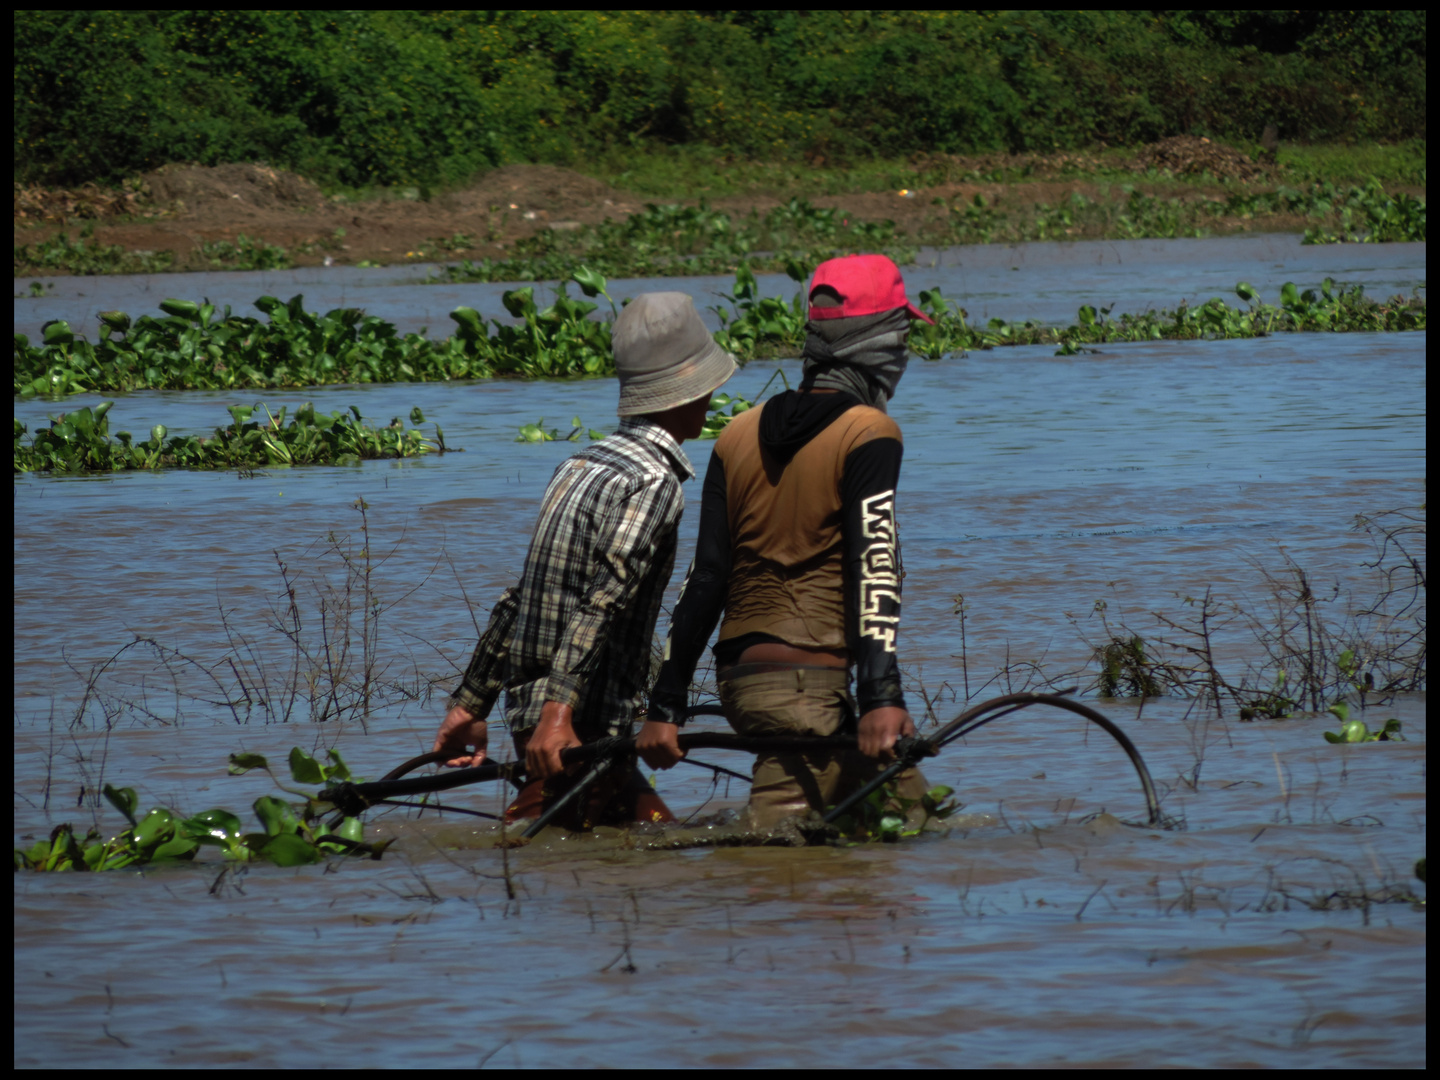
[808,253,934,324]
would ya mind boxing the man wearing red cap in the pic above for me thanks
[640,254,933,829]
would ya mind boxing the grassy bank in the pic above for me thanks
[583,140,1429,203]
[12,171,1428,280]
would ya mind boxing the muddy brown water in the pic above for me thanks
[13,239,1426,1067]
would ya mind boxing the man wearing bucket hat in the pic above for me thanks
[432,292,735,827]
[639,254,933,829]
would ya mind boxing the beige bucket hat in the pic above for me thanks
[612,292,736,416]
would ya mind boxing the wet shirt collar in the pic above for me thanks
[616,415,695,482]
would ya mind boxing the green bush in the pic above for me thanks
[14,12,1427,189]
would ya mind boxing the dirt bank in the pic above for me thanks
[10,139,1410,273]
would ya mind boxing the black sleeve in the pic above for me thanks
[840,437,907,713]
[647,451,731,724]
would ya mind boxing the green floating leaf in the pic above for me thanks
[132,808,177,847]
[261,833,323,867]
[103,784,139,827]
[228,751,270,776]
[1340,719,1369,742]
[253,795,301,837]
[288,747,326,785]
[334,816,364,842]
[318,816,366,853]
[150,836,200,861]
[449,306,485,336]
[571,265,609,299]
[41,320,75,345]
[182,808,245,842]
[159,298,200,320]
[923,785,954,808]
[325,749,353,783]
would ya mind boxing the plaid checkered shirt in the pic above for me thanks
[450,417,694,738]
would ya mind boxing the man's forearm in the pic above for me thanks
[650,453,732,719]
[841,438,907,713]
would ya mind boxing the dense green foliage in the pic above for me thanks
[942,180,1426,247]
[15,11,1427,189]
[15,748,388,871]
[15,270,1426,415]
[712,269,1428,360]
[13,282,614,397]
[13,230,178,275]
[14,400,440,474]
[913,278,1427,357]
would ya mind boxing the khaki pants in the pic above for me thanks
[717,664,929,831]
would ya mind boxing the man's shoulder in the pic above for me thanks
[582,432,670,473]
[713,400,762,451]
[572,435,686,506]
[841,404,901,438]
[826,405,902,456]
[592,421,694,481]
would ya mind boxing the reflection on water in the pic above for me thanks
[13,240,1426,1067]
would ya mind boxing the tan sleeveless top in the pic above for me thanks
[713,402,902,651]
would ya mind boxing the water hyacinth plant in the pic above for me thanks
[198,233,294,271]
[1321,701,1405,744]
[515,417,607,443]
[13,230,177,276]
[14,747,388,871]
[428,198,916,286]
[15,270,1426,404]
[14,401,442,474]
[17,177,1420,280]
[1300,179,1427,244]
[827,781,963,842]
[709,262,809,360]
[940,179,1426,248]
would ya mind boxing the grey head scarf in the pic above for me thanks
[799,306,911,412]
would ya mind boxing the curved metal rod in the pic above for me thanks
[521,755,616,838]
[932,692,1162,827]
[331,697,1164,829]
[376,705,733,782]
[328,707,843,816]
